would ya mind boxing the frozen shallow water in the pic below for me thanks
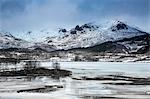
[0,62,150,99]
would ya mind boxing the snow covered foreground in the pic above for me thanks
[0,62,150,99]
[0,93,71,99]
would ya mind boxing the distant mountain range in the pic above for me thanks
[0,21,149,54]
[0,32,30,49]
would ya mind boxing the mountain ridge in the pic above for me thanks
[43,21,149,52]
[0,21,149,54]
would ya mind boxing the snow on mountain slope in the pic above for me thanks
[0,32,30,49]
[44,21,147,50]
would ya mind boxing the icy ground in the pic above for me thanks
[0,62,150,99]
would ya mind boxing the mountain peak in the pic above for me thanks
[44,21,148,50]
[110,21,128,31]
[0,31,30,49]
[107,20,144,34]
[0,32,14,38]
[0,20,148,52]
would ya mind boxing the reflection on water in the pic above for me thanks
[0,62,150,99]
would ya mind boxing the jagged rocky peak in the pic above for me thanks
[110,21,128,31]
[70,23,99,35]
[0,32,14,38]
[58,28,67,33]
[44,20,149,51]
[78,23,99,30]
[109,20,145,34]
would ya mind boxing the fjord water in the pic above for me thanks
[0,62,150,99]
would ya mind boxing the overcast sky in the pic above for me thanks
[0,0,150,41]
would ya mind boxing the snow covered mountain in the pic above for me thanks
[0,21,149,54]
[0,32,30,49]
[0,32,56,52]
[44,21,149,52]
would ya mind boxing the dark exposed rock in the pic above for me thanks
[116,22,128,30]
[111,21,128,31]
[59,29,67,33]
[14,38,22,41]
[70,30,77,34]
[48,40,52,43]
[75,25,83,31]
[81,24,92,29]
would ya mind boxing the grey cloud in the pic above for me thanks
[0,0,149,41]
